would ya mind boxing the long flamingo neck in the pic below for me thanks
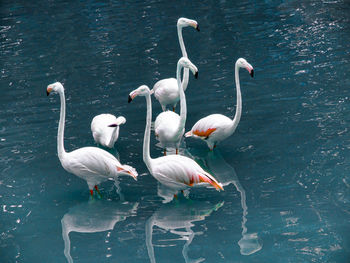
[108,126,119,148]
[57,90,66,159]
[143,92,153,171]
[230,63,242,133]
[177,63,186,133]
[177,25,189,91]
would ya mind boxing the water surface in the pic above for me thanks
[1,0,350,262]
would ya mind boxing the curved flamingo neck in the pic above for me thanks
[177,62,186,134]
[230,63,242,134]
[177,25,189,91]
[108,126,119,148]
[143,92,153,171]
[57,89,67,159]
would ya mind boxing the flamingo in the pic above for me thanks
[185,58,254,150]
[154,57,198,155]
[91,114,126,148]
[151,17,199,111]
[47,82,138,197]
[128,85,223,200]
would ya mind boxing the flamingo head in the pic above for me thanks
[47,82,64,96]
[236,58,254,78]
[108,116,126,127]
[177,17,199,31]
[117,164,138,180]
[128,85,150,103]
[178,57,199,79]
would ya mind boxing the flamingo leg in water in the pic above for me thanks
[164,149,167,156]
[94,185,102,198]
[173,106,175,112]
[114,180,125,201]
[89,189,94,197]
[176,148,178,155]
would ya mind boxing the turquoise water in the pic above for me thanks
[1,0,350,262]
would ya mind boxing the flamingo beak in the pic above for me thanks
[250,69,254,78]
[245,65,254,78]
[129,171,138,181]
[128,91,137,103]
[117,166,138,180]
[46,86,53,96]
[108,124,118,127]
[195,24,200,31]
[194,71,199,79]
[122,169,137,180]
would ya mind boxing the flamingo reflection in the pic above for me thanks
[146,200,224,263]
[186,149,262,255]
[61,200,138,263]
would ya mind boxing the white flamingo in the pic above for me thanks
[47,82,137,197]
[154,57,198,155]
[151,17,199,111]
[128,85,223,200]
[185,58,254,150]
[91,114,126,148]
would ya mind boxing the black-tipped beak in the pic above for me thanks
[47,91,50,96]
[196,25,200,32]
[128,95,132,103]
[250,69,254,78]
[108,124,118,127]
[194,71,199,79]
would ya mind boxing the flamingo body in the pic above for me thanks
[60,147,137,190]
[154,111,183,150]
[152,78,178,111]
[91,114,126,148]
[185,114,234,150]
[149,154,223,191]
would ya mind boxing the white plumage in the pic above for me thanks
[60,147,137,190]
[128,83,223,201]
[151,17,199,111]
[149,154,222,191]
[154,111,182,150]
[185,58,254,150]
[47,82,137,197]
[152,78,178,111]
[154,57,198,155]
[185,114,233,150]
[91,114,126,148]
